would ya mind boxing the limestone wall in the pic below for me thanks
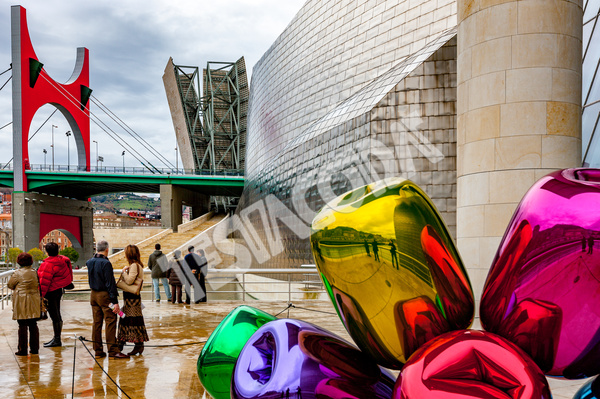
[456,0,583,304]
[93,228,166,253]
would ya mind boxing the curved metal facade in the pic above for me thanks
[237,0,460,270]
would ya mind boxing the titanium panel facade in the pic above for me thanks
[246,0,457,182]
[237,0,459,270]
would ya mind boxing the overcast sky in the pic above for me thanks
[0,0,305,170]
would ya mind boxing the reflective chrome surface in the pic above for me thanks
[481,169,600,378]
[197,306,276,399]
[231,319,395,399]
[394,330,551,399]
[574,376,600,399]
[311,178,473,369]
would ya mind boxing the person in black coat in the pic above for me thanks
[196,249,208,303]
[166,250,184,304]
[183,245,207,304]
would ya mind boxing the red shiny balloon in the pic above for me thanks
[393,330,551,399]
[395,296,449,358]
[421,225,474,329]
[481,168,600,378]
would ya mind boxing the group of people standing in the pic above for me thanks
[8,239,208,358]
[148,244,208,304]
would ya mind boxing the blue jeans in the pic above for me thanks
[152,278,171,301]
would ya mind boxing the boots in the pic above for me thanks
[16,323,28,356]
[127,343,144,356]
[30,323,39,355]
[44,321,62,347]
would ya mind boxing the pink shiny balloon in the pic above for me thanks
[480,168,600,378]
[393,330,551,399]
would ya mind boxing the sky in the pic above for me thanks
[0,0,306,171]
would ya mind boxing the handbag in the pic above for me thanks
[39,297,48,320]
[36,273,48,320]
[116,263,143,295]
[64,282,75,290]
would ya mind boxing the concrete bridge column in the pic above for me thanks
[160,185,210,232]
[12,192,94,266]
[456,0,583,306]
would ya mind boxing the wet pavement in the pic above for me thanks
[0,299,347,398]
[0,299,590,398]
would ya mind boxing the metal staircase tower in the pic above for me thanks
[169,57,248,174]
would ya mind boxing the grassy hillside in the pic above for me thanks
[91,193,160,213]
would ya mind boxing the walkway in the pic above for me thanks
[110,214,226,269]
[0,300,344,398]
[0,300,589,398]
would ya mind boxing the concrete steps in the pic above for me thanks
[110,214,226,269]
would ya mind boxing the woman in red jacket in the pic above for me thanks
[37,242,73,348]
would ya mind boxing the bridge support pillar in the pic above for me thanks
[160,185,210,232]
[12,192,94,267]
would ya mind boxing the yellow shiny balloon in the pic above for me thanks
[311,178,474,369]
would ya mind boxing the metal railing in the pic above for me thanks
[0,267,325,309]
[2,163,244,176]
[0,270,13,310]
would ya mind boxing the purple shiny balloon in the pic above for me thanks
[481,168,600,378]
[393,330,551,399]
[231,319,395,399]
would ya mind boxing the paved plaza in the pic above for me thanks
[0,299,590,398]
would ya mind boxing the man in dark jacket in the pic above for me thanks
[38,242,73,348]
[184,245,206,304]
[148,243,171,302]
[86,240,128,359]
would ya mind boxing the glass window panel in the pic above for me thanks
[584,0,600,23]
[583,102,600,153]
[584,123,600,167]
[584,20,594,56]
[583,24,600,101]
[586,64,600,107]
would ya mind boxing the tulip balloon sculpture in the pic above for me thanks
[231,318,395,399]
[394,330,552,399]
[310,178,474,368]
[480,169,600,379]
[197,306,276,399]
[573,376,600,399]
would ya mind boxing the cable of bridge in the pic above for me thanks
[0,65,12,76]
[2,109,58,169]
[39,73,162,173]
[91,95,176,169]
[0,75,11,92]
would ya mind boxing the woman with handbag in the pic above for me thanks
[8,253,41,356]
[116,244,149,356]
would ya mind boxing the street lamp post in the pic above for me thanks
[43,149,47,169]
[122,150,125,172]
[51,124,57,170]
[65,131,71,171]
[93,140,98,172]
[175,146,178,174]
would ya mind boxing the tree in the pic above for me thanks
[28,248,45,265]
[59,247,79,264]
[7,247,22,267]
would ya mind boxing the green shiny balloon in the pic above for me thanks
[197,306,276,399]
